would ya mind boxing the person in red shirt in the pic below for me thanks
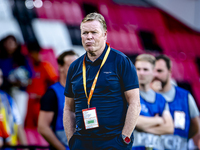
[25,43,58,129]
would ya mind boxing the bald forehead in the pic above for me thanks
[81,20,105,31]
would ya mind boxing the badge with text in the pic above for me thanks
[174,111,186,130]
[82,107,99,130]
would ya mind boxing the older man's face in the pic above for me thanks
[81,20,107,56]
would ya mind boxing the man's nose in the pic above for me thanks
[87,33,93,39]
[137,70,144,75]
[154,71,158,77]
[140,70,145,74]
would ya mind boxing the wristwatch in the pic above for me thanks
[122,134,131,144]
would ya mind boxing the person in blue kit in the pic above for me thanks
[0,68,28,148]
[0,35,33,125]
[37,51,78,150]
[132,54,174,150]
[152,54,200,150]
[63,12,141,150]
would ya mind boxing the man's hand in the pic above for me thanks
[154,114,164,125]
[151,80,162,92]
[63,97,76,144]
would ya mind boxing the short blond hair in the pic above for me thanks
[135,54,156,67]
[81,12,107,31]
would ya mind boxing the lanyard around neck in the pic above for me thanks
[82,46,110,108]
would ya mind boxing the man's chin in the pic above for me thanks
[87,49,97,56]
[85,47,93,52]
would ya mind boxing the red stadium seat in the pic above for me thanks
[192,35,200,57]
[171,58,185,82]
[171,58,200,83]
[183,59,200,84]
[127,28,144,54]
[119,6,137,25]
[43,2,56,19]
[98,3,109,23]
[71,2,83,25]
[35,3,48,19]
[25,128,49,147]
[52,1,65,21]
[161,33,179,58]
[173,33,195,58]
[40,48,59,75]
[132,7,146,30]
[62,2,75,24]
[108,30,123,51]
[61,2,83,25]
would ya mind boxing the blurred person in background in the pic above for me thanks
[151,78,200,150]
[25,42,58,130]
[152,54,199,150]
[0,35,33,125]
[133,54,173,150]
[0,68,11,148]
[189,118,200,150]
[0,68,28,148]
[63,12,141,150]
[38,50,78,150]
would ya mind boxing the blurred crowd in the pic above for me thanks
[0,34,200,150]
[0,34,58,149]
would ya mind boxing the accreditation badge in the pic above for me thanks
[82,107,99,130]
[174,111,186,130]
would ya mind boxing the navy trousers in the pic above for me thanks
[69,134,133,150]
